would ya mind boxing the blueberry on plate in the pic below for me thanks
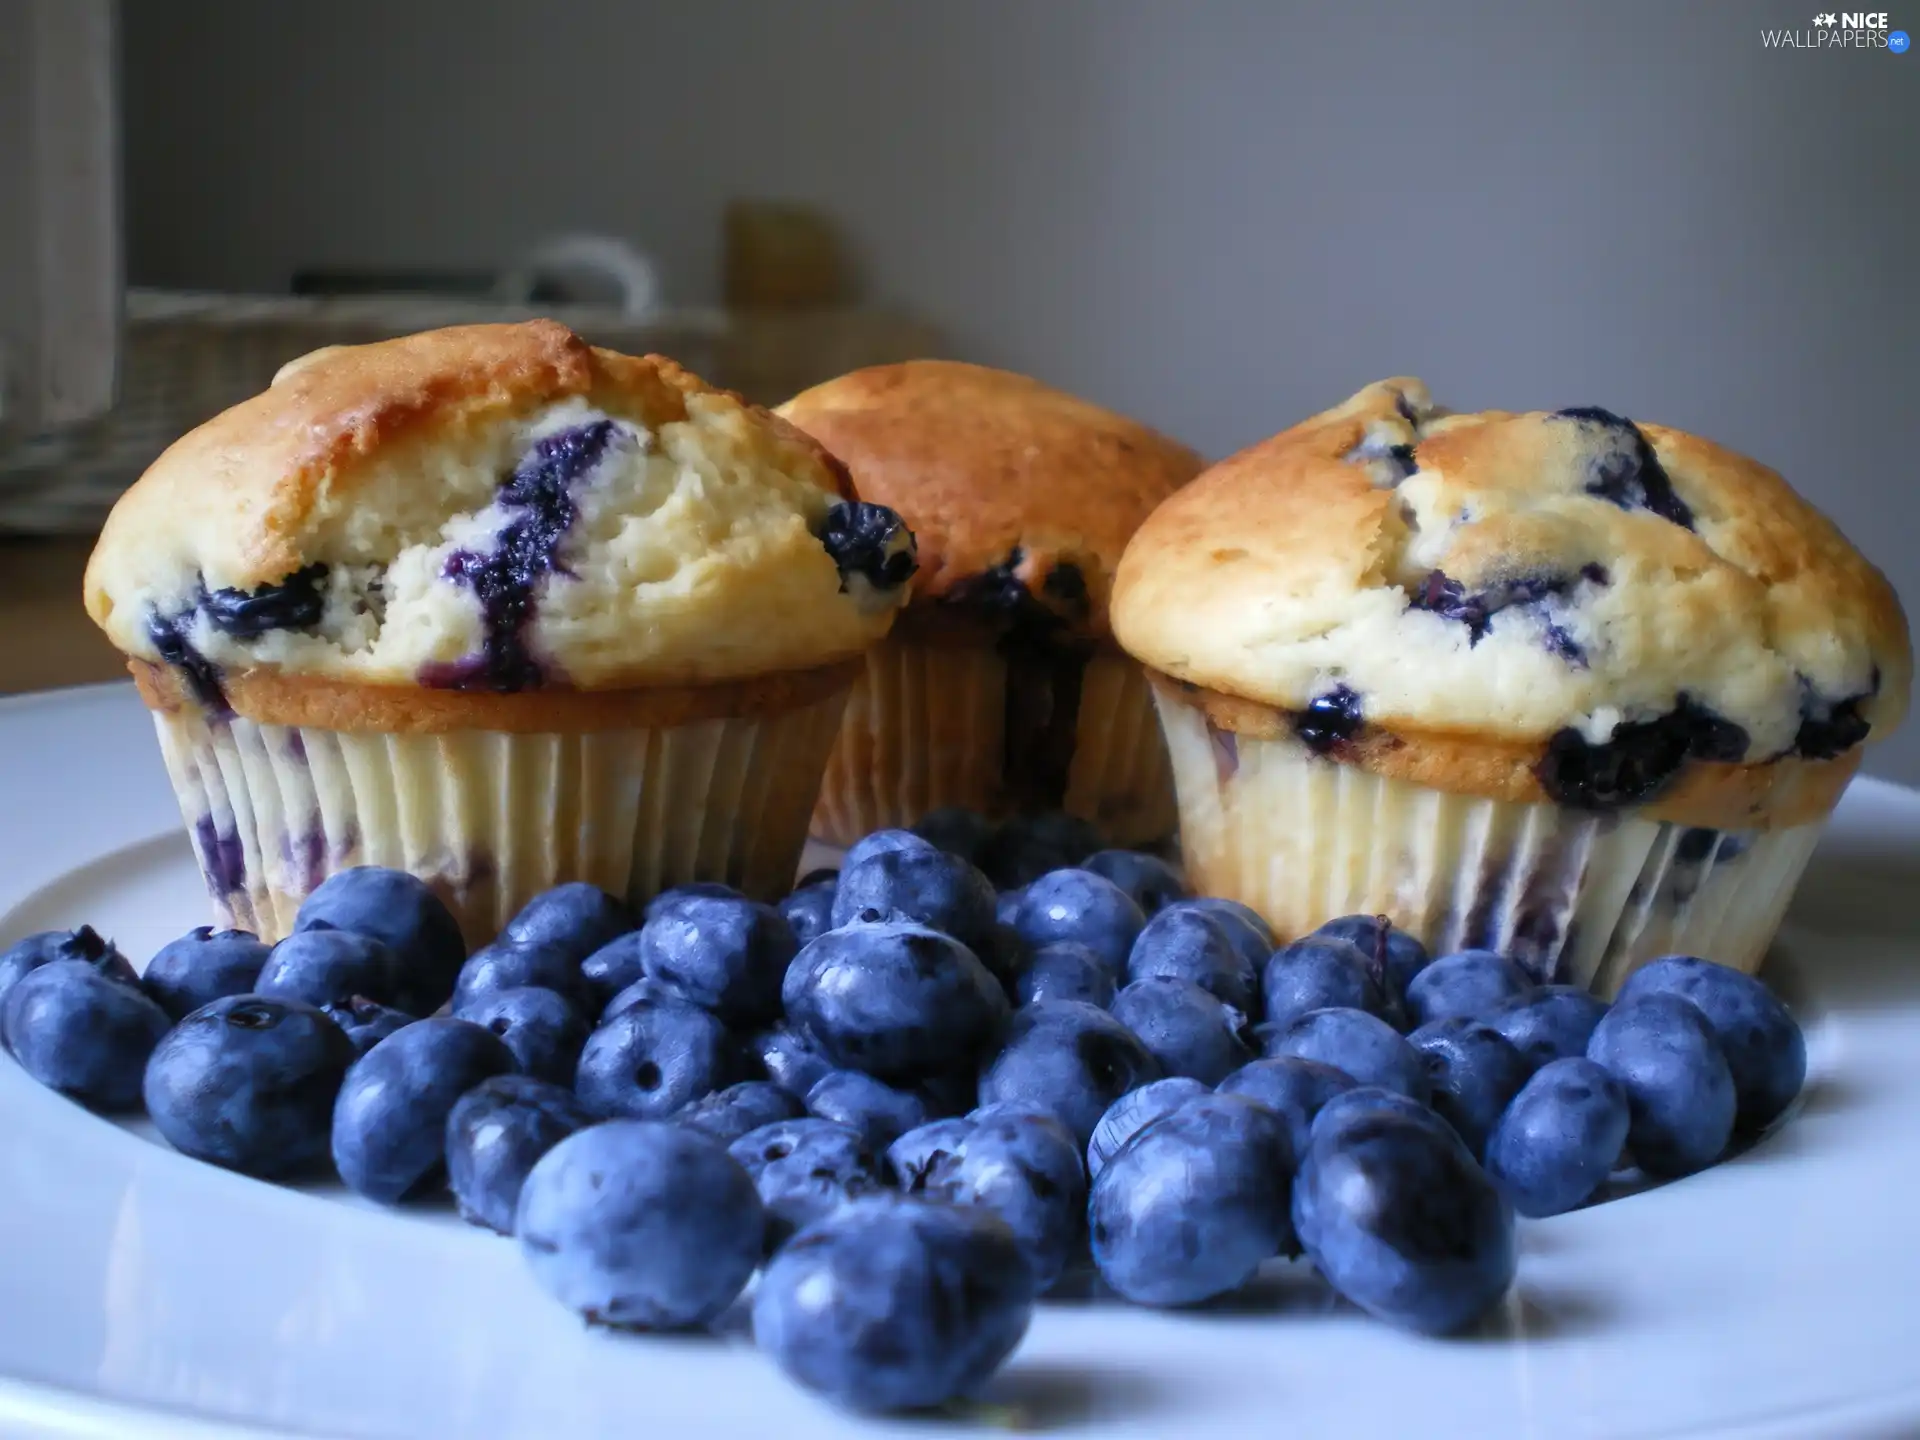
[293,866,466,1015]
[453,985,589,1085]
[1090,1092,1295,1304]
[885,1117,979,1188]
[321,995,414,1055]
[500,882,633,964]
[910,806,995,866]
[729,1117,890,1251]
[579,932,647,1007]
[806,1069,929,1152]
[1404,949,1533,1027]
[1614,954,1805,1132]
[330,1017,516,1202]
[575,995,742,1120]
[452,940,590,1014]
[908,1107,1087,1291]
[777,879,838,949]
[675,1080,805,1145]
[1311,1085,1450,1142]
[831,846,998,952]
[1262,938,1386,1030]
[782,919,1009,1083]
[842,828,937,876]
[140,926,271,1022]
[144,995,356,1178]
[1012,869,1147,975]
[1586,992,1736,1177]
[1293,1106,1516,1335]
[1216,1056,1357,1163]
[1486,985,1610,1071]
[1185,897,1275,959]
[1,960,171,1111]
[1086,1076,1212,1178]
[445,1074,594,1234]
[0,927,137,1028]
[1127,904,1259,1011]
[976,999,1163,1148]
[1081,850,1189,915]
[1485,1057,1631,1217]
[1260,1006,1430,1103]
[1110,976,1253,1085]
[1312,914,1430,1001]
[753,1196,1035,1413]
[641,881,746,920]
[637,891,797,1028]
[1409,1017,1533,1158]
[257,929,401,1010]
[750,1024,836,1100]
[518,1120,763,1330]
[1013,941,1116,1008]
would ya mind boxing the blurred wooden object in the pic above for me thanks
[724,201,849,310]
[0,536,124,694]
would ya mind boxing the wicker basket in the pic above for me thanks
[0,289,942,535]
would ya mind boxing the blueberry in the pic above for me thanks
[1293,685,1365,753]
[1293,1108,1516,1335]
[1177,898,1274,972]
[1262,938,1386,1029]
[994,887,1026,930]
[782,919,1009,1082]
[1486,985,1610,1071]
[910,806,994,865]
[637,892,796,1027]
[915,1069,979,1119]
[0,927,137,1025]
[1,960,171,1111]
[452,939,589,1013]
[1536,700,1746,811]
[445,1074,594,1234]
[777,880,838,949]
[1311,1085,1449,1140]
[517,1119,763,1329]
[1409,1018,1533,1158]
[909,1108,1086,1290]
[1404,949,1532,1027]
[675,1080,805,1144]
[1586,993,1736,1177]
[830,847,998,953]
[199,562,330,638]
[453,985,589,1085]
[293,867,466,1015]
[806,1069,929,1152]
[330,1017,515,1202]
[1216,1056,1358,1163]
[973,922,1030,988]
[320,995,414,1055]
[501,882,633,963]
[575,996,742,1120]
[1614,955,1805,1132]
[729,1118,889,1251]
[1110,976,1252,1085]
[1551,406,1693,529]
[842,829,936,876]
[1013,941,1116,1008]
[256,929,400,1010]
[978,816,1084,890]
[1086,1076,1211,1178]
[1485,1057,1631,1217]
[1013,869,1147,975]
[885,1117,979,1188]
[1081,850,1189,915]
[143,995,355,1178]
[1313,914,1430,1000]
[1127,904,1259,1012]
[139,926,271,1021]
[579,932,646,1006]
[976,999,1163,1148]
[751,1024,836,1099]
[1089,1093,1295,1305]
[640,881,745,921]
[753,1196,1034,1413]
[1260,1007,1429,1102]
[817,499,918,596]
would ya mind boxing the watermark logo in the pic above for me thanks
[1762,10,1908,45]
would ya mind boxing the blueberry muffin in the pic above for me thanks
[776,361,1203,846]
[84,321,913,942]
[1111,378,1910,993]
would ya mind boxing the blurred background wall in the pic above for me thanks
[119,0,1920,777]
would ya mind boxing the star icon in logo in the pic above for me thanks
[1813,11,1836,23]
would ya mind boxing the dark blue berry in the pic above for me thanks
[1260,1006,1429,1102]
[1537,698,1750,810]
[910,806,994,866]
[1109,976,1252,1085]
[1293,686,1364,753]
[1012,868,1147,975]
[294,866,466,1016]
[1614,955,1803,1132]
[1404,949,1532,1027]
[1127,904,1259,1012]
[637,892,796,1027]
[1086,1076,1211,1178]
[976,999,1163,1148]
[816,500,917,594]
[2,960,170,1111]
[140,926,270,1022]
[501,882,633,963]
[729,1118,889,1251]
[1409,1017,1533,1158]
[1552,406,1693,529]
[445,1074,594,1234]
[806,1069,929,1152]
[321,995,415,1055]
[452,985,589,1085]
[777,879,837,949]
[1081,850,1189,915]
[674,1079,804,1145]
[1263,938,1386,1029]
[257,928,401,1010]
[1586,992,1735,1177]
[908,1107,1086,1290]
[842,829,936,875]
[1485,1057,1630,1217]
[451,939,589,1013]
[1314,913,1430,1000]
[1013,941,1116,1008]
[0,927,136,1031]
[575,995,742,1120]
[1181,898,1275,970]
[1215,1055,1358,1164]
[831,846,997,951]
[579,932,647,1007]
[750,1024,836,1100]
[1486,984,1610,1071]
[200,563,330,638]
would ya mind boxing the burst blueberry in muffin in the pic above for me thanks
[776,361,1203,847]
[83,321,913,946]
[1112,378,1910,993]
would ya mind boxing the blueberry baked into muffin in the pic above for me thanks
[777,361,1203,846]
[1111,378,1910,993]
[83,321,913,942]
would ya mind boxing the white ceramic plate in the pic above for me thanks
[3,683,1919,1440]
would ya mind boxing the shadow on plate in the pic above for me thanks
[976,1359,1170,1430]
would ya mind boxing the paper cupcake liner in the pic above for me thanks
[811,636,1175,847]
[1153,685,1827,996]
[152,688,851,945]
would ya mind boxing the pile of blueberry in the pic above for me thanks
[0,806,1806,1415]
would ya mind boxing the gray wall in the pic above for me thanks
[122,0,1920,780]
